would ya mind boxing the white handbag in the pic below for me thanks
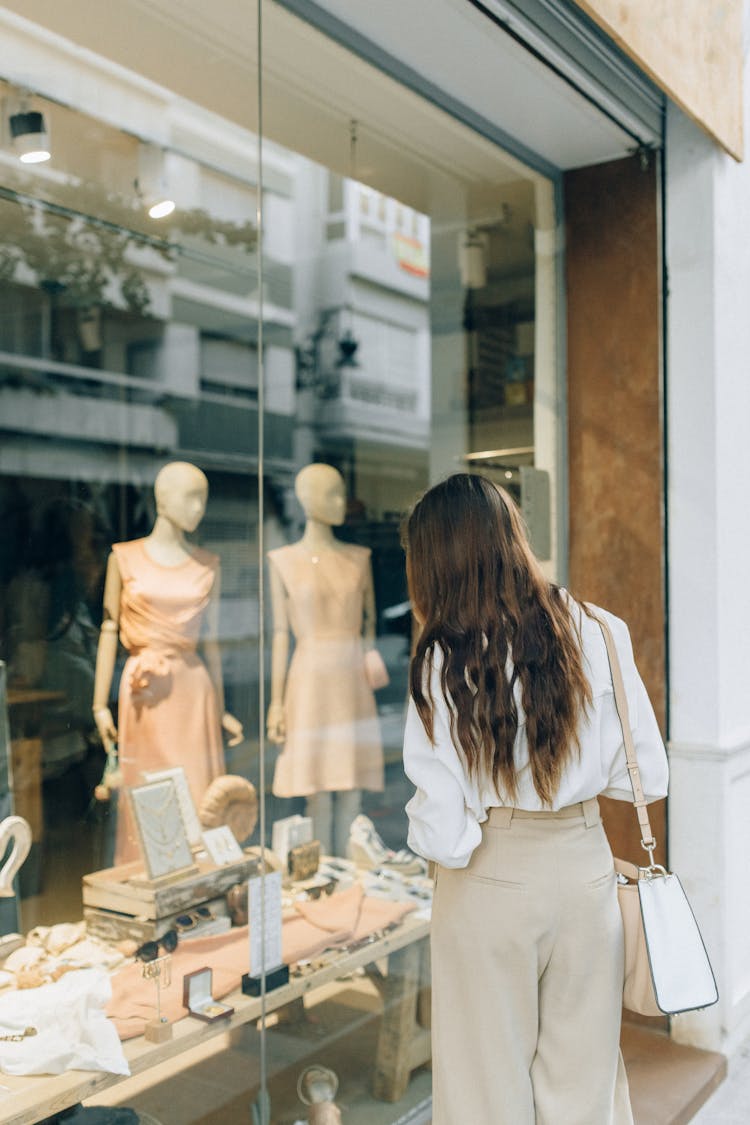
[597,616,719,1017]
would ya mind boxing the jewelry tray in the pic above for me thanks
[182,966,234,1022]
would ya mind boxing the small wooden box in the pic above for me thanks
[82,850,260,944]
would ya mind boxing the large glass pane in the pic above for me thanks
[0,6,559,1124]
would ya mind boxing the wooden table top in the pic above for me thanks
[0,912,430,1125]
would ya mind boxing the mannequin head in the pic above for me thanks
[295,463,346,527]
[154,461,208,533]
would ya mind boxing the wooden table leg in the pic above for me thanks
[372,936,431,1102]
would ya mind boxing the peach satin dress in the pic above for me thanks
[268,542,384,798]
[112,539,225,864]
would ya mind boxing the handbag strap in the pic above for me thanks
[594,613,657,863]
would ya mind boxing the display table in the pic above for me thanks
[0,913,431,1125]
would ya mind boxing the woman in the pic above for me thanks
[402,474,668,1125]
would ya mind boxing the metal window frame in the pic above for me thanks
[470,0,664,149]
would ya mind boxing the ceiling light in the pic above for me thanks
[10,110,51,164]
[147,197,175,219]
[137,143,176,220]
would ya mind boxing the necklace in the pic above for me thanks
[0,1027,36,1042]
[132,782,190,874]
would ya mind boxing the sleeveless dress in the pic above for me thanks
[268,542,384,798]
[112,539,225,864]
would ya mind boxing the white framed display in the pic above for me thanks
[271,814,313,866]
[129,779,196,881]
[202,825,244,866]
[142,766,203,847]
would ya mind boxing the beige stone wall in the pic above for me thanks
[572,0,743,160]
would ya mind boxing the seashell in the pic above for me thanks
[45,921,86,956]
[15,966,46,989]
[199,775,258,843]
[4,946,45,972]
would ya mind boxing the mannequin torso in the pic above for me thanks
[91,462,243,864]
[266,464,383,804]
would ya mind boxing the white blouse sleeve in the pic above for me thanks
[403,672,483,869]
[598,614,669,804]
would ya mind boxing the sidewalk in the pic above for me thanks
[690,1034,750,1124]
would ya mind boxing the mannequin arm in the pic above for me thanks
[203,567,244,747]
[266,561,290,744]
[92,552,121,748]
[362,558,377,650]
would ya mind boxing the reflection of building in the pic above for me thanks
[293,167,431,516]
[0,34,436,503]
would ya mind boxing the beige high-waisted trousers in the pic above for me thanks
[430,799,634,1125]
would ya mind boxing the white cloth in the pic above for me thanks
[0,969,129,1076]
[403,603,669,869]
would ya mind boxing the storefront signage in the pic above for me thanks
[393,232,430,278]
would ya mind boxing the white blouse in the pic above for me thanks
[403,603,669,869]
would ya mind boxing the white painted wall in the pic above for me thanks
[666,2,750,1051]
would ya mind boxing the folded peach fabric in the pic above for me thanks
[108,890,415,1040]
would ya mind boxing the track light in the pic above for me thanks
[10,110,51,164]
[458,229,487,290]
[137,143,175,220]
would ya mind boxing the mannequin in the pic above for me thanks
[92,461,243,864]
[266,463,384,855]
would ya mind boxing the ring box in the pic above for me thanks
[182,967,233,1022]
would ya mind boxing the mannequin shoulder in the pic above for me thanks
[267,544,293,562]
[110,538,144,573]
[190,546,220,571]
[341,542,371,566]
[111,537,143,558]
[267,543,295,572]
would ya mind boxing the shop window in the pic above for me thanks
[0,9,559,1124]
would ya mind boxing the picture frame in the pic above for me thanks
[129,779,196,882]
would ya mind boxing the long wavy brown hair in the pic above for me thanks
[403,473,591,805]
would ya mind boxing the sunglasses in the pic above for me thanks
[303,880,336,901]
[174,906,214,933]
[135,929,178,963]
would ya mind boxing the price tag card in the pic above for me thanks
[248,870,283,975]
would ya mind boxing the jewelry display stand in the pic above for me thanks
[241,870,290,996]
[142,954,173,1043]
[130,780,198,883]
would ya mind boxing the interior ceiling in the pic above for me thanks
[1,0,633,216]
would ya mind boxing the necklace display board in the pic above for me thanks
[129,779,196,882]
[82,851,261,944]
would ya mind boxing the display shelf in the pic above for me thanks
[0,913,430,1125]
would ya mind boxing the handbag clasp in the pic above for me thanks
[640,837,657,868]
